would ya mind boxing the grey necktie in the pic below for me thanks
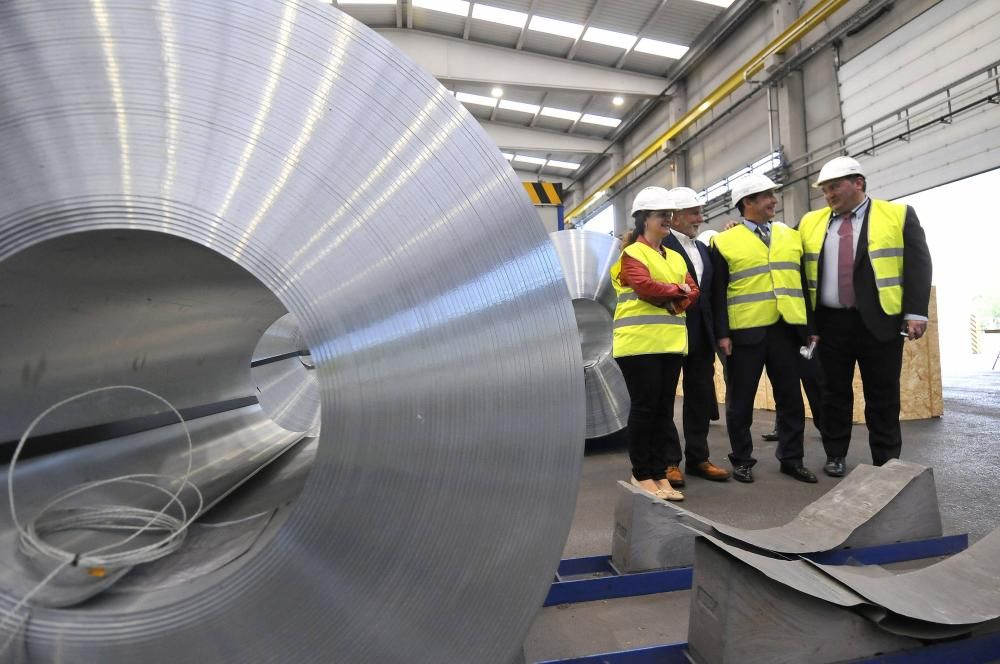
[756,224,770,246]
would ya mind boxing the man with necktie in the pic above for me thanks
[662,187,730,487]
[710,173,818,484]
[799,156,932,477]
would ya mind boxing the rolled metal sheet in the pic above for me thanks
[549,230,628,438]
[0,2,584,662]
[251,313,321,435]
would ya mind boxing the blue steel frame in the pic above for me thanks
[538,534,1000,664]
[545,534,968,607]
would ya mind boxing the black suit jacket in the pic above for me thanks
[710,227,813,347]
[814,202,932,342]
[664,233,714,350]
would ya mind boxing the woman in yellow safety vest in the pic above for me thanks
[611,186,699,502]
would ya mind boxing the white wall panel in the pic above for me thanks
[838,0,1000,198]
[840,0,999,132]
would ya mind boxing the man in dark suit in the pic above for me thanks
[799,156,932,476]
[710,174,818,484]
[662,187,730,487]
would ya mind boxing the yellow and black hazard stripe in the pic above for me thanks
[523,181,563,206]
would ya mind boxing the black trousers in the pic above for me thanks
[801,353,824,432]
[616,353,684,481]
[817,307,905,465]
[726,323,805,466]
[680,335,715,466]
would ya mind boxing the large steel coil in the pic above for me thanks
[0,2,584,661]
[549,230,628,439]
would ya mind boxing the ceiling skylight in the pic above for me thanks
[547,160,580,170]
[455,91,498,107]
[528,15,584,40]
[692,0,735,7]
[581,114,622,128]
[337,0,396,5]
[634,38,689,59]
[412,0,470,18]
[540,107,582,122]
[498,99,541,114]
[513,155,547,166]
[471,4,528,28]
[582,27,638,50]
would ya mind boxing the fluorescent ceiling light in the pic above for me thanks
[634,38,688,59]
[581,114,622,128]
[412,0,470,18]
[472,4,528,28]
[455,91,497,107]
[582,27,637,50]
[498,99,540,114]
[540,106,581,122]
[513,155,547,165]
[528,15,584,40]
[612,96,624,106]
[547,160,580,170]
[691,0,734,7]
[502,152,514,160]
[338,0,396,5]
[490,86,504,97]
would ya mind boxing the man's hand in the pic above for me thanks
[678,282,691,294]
[723,220,740,231]
[905,320,927,340]
[718,337,732,357]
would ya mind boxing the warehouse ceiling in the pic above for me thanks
[334,0,739,183]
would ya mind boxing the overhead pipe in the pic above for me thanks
[566,0,851,222]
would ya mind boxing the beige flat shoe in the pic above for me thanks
[630,476,660,496]
[655,487,684,501]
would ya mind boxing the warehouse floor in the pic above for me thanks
[523,370,1000,662]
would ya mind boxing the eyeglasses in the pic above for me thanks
[648,210,671,219]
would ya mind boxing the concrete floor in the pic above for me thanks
[523,371,1000,662]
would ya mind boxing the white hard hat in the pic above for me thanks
[730,173,778,209]
[814,155,864,187]
[669,187,704,210]
[631,186,677,215]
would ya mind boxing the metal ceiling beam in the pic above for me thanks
[481,121,616,155]
[515,0,540,51]
[377,29,667,97]
[616,0,671,69]
[567,0,606,61]
[512,170,575,187]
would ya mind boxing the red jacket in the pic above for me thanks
[620,236,699,313]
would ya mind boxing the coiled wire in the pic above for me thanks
[1,386,202,653]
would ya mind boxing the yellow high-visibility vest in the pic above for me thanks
[711,222,807,329]
[799,199,905,314]
[610,241,689,358]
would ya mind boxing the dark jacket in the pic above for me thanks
[663,232,714,350]
[813,203,932,342]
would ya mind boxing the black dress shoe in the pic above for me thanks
[824,457,846,477]
[761,430,779,441]
[732,463,754,483]
[780,464,817,483]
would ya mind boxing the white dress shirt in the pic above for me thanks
[818,197,926,321]
[669,228,704,284]
[819,198,868,309]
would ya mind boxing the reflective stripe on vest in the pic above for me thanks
[799,199,906,314]
[712,223,807,329]
[610,241,690,357]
